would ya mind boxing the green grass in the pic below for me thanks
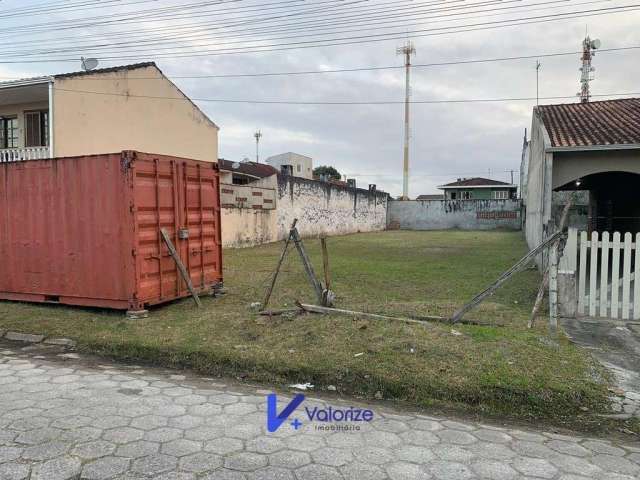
[0,230,614,432]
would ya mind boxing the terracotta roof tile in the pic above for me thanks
[537,98,640,147]
[218,159,278,178]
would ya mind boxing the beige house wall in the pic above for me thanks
[52,65,218,162]
[552,149,640,189]
[0,101,49,149]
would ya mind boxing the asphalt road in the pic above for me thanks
[0,340,639,480]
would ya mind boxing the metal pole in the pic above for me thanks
[535,60,541,106]
[403,51,410,200]
[397,42,415,200]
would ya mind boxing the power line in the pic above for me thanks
[0,0,629,58]
[0,3,636,62]
[3,45,636,80]
[49,85,640,104]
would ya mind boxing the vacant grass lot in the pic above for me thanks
[0,231,612,430]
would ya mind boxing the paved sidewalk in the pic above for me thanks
[0,342,639,480]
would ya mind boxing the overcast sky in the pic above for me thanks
[2,0,639,197]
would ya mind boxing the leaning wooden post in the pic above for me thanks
[160,228,202,308]
[528,193,575,328]
[291,227,324,305]
[548,241,559,333]
[262,219,298,309]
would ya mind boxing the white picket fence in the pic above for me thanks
[574,230,640,320]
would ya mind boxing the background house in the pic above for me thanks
[266,152,313,179]
[218,158,278,186]
[438,177,518,200]
[0,62,218,163]
[524,98,640,253]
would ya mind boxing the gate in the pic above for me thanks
[572,230,640,320]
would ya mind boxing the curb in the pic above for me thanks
[2,331,76,349]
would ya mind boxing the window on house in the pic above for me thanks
[297,164,301,172]
[24,111,49,147]
[450,192,457,200]
[0,117,18,149]
[493,190,509,199]
[461,191,472,200]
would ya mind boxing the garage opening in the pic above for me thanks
[556,171,640,234]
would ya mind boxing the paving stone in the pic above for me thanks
[471,459,517,479]
[581,440,626,456]
[178,452,222,473]
[130,415,168,430]
[4,332,44,343]
[386,461,432,480]
[512,457,558,479]
[311,447,353,466]
[435,429,477,445]
[44,338,76,347]
[115,440,160,458]
[161,439,202,457]
[225,452,268,471]
[591,454,640,475]
[71,441,117,460]
[102,427,145,444]
[547,439,591,457]
[0,462,30,480]
[145,427,184,443]
[428,461,475,480]
[204,437,244,455]
[295,464,342,480]
[0,446,22,462]
[130,454,178,476]
[353,446,395,465]
[473,429,512,443]
[246,436,286,454]
[340,461,387,480]
[269,450,312,468]
[81,457,130,480]
[31,455,81,480]
[395,445,436,463]
[249,466,295,480]
[22,441,70,461]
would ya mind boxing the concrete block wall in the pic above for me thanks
[387,199,522,231]
[221,175,388,248]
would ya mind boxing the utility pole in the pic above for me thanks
[510,169,514,185]
[254,130,262,163]
[397,41,415,200]
[578,35,600,103]
[535,60,541,106]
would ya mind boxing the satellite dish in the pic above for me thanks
[81,57,99,71]
[241,157,250,163]
[590,39,601,49]
[232,162,240,169]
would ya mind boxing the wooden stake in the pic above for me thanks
[320,237,331,291]
[298,303,432,327]
[291,228,324,305]
[160,228,202,307]
[262,219,297,309]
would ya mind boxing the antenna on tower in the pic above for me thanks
[396,41,416,200]
[254,130,262,163]
[577,35,600,103]
[535,60,541,106]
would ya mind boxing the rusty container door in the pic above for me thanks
[131,152,222,306]
[0,153,136,309]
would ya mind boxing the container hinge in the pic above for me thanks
[132,248,138,257]
[129,203,136,213]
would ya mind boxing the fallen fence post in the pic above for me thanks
[160,228,202,308]
[450,230,564,324]
[298,303,433,327]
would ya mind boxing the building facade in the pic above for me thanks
[524,98,640,257]
[438,177,518,200]
[0,62,218,163]
[265,152,313,179]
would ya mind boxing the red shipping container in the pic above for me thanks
[0,151,223,312]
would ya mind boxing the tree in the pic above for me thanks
[313,165,341,181]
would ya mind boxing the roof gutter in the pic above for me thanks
[546,144,640,153]
[0,76,52,89]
